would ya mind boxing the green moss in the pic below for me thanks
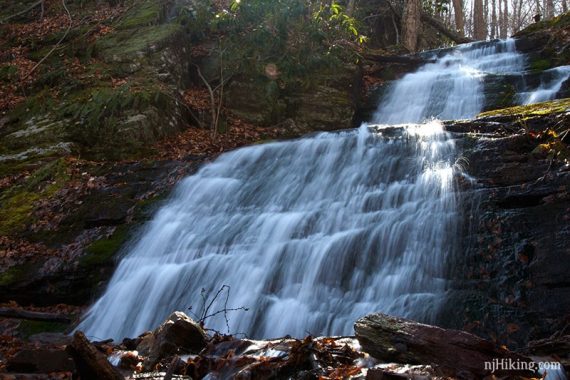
[7,89,58,122]
[0,262,34,286]
[478,98,570,118]
[517,12,570,35]
[18,320,68,339]
[96,23,181,61]
[0,159,69,235]
[0,191,40,235]
[60,84,159,154]
[24,158,68,193]
[79,225,130,268]
[530,58,552,71]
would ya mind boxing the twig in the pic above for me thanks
[20,0,73,84]
[214,41,224,137]
[190,285,249,335]
[192,63,217,135]
[0,0,44,24]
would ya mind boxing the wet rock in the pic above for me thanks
[224,65,361,131]
[354,313,536,377]
[137,311,207,369]
[6,348,75,373]
[83,196,134,228]
[524,333,570,370]
[440,101,570,348]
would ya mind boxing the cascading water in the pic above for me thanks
[518,65,570,104]
[374,39,524,124]
[79,121,457,340]
[78,39,558,341]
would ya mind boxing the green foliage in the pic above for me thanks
[312,2,367,43]
[189,0,366,85]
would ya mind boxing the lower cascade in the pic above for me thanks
[79,122,459,340]
[78,38,569,340]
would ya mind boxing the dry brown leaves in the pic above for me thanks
[0,301,84,316]
[0,237,55,269]
[156,117,284,160]
[2,1,124,43]
[0,47,36,112]
[183,88,211,110]
[0,335,25,367]
[362,74,385,92]
[3,13,74,44]
[190,44,211,58]
[0,1,127,113]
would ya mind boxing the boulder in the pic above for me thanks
[354,313,536,377]
[137,311,207,369]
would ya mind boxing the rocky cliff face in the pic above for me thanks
[440,99,570,348]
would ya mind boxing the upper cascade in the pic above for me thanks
[374,39,525,124]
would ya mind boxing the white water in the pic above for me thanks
[519,65,570,104]
[375,39,524,124]
[80,121,457,340]
[79,39,560,340]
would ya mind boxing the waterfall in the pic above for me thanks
[79,39,548,340]
[375,39,524,124]
[519,65,570,104]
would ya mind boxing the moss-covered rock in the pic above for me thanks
[0,159,69,235]
[478,97,570,118]
[79,225,130,268]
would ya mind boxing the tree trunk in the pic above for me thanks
[535,0,542,16]
[545,0,555,18]
[491,0,497,39]
[473,0,486,40]
[421,12,472,43]
[452,0,465,36]
[401,0,422,52]
[499,0,509,38]
[563,0,568,13]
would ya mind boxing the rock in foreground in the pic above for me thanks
[136,312,208,370]
[355,313,537,377]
